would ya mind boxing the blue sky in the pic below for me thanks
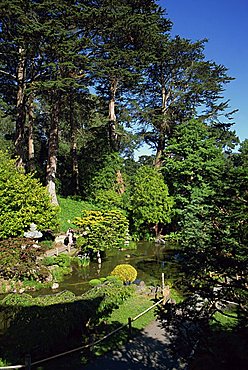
[160,0,248,142]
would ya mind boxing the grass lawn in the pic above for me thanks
[107,292,156,329]
[58,196,96,232]
[91,292,157,357]
[211,310,238,329]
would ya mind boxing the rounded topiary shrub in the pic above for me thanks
[111,264,137,283]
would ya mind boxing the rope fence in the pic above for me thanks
[0,296,167,370]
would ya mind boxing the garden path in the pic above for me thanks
[83,319,186,370]
[43,243,77,257]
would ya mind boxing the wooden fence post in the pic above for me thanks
[161,273,170,304]
[25,354,31,370]
[128,317,132,338]
[161,273,165,290]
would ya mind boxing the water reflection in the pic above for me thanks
[58,241,179,295]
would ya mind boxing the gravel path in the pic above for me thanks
[84,319,186,370]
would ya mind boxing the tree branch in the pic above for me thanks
[0,70,16,79]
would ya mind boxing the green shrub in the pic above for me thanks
[0,358,10,366]
[0,151,59,239]
[42,254,72,268]
[74,209,129,251]
[42,256,56,266]
[106,275,122,285]
[94,189,123,209]
[71,256,90,267]
[111,264,137,283]
[88,153,125,196]
[129,165,174,238]
[89,278,102,286]
[51,266,72,282]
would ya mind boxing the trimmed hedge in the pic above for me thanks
[111,264,137,283]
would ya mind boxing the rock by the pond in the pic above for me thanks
[155,236,166,244]
[139,280,146,288]
[51,282,59,290]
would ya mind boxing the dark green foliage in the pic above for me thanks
[89,0,171,152]
[42,254,71,268]
[136,36,235,165]
[163,120,226,220]
[88,153,125,198]
[41,253,72,282]
[0,151,59,238]
[155,127,247,365]
[0,109,14,154]
[0,282,133,363]
[74,209,129,251]
[161,144,248,354]
[85,281,134,316]
[162,123,247,319]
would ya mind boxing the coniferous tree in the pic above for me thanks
[135,36,234,167]
[89,0,171,153]
[32,0,94,203]
[0,0,43,168]
[162,119,229,218]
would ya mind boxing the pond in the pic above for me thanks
[32,241,180,296]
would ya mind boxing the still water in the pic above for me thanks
[56,241,179,296]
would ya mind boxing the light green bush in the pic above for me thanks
[111,264,137,283]
[0,151,59,239]
[74,209,129,251]
[89,278,102,286]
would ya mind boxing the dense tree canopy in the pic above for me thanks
[0,0,235,201]
[162,119,228,220]
[0,0,247,365]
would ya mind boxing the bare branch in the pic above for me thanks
[0,69,16,79]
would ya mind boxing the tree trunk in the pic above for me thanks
[116,169,125,194]
[27,94,35,172]
[108,78,119,152]
[70,93,79,195]
[154,135,166,168]
[46,93,60,206]
[154,84,170,168]
[108,78,125,192]
[15,46,26,168]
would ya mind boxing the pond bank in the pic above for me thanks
[0,241,180,298]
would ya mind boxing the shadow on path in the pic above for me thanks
[83,320,186,370]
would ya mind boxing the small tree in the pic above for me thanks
[74,209,129,253]
[130,165,174,238]
[0,151,59,239]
